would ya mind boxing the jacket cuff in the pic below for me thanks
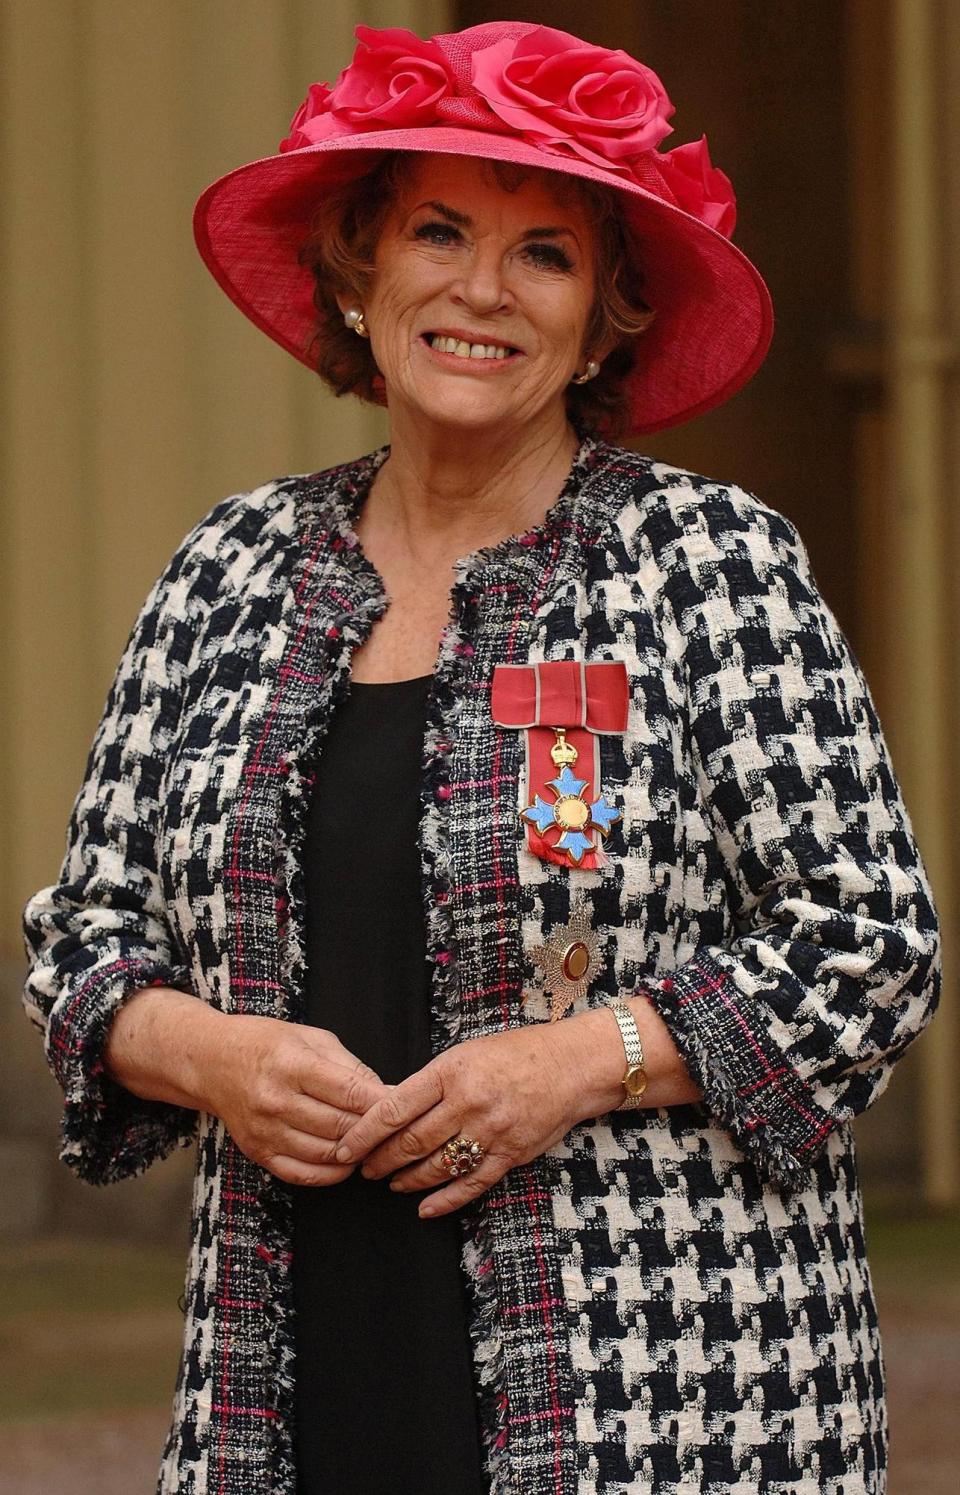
[647,951,834,1189]
[45,956,199,1185]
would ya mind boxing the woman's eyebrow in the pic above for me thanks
[521,226,578,242]
[412,201,580,246]
[416,199,472,227]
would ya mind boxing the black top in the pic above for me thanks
[291,675,486,1495]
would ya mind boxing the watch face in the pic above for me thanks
[624,1064,648,1098]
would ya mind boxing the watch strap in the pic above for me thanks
[608,999,647,1111]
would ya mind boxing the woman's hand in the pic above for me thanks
[103,988,390,1189]
[332,995,704,1216]
[207,1014,392,1187]
[332,1024,584,1217]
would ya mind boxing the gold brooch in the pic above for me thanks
[526,900,601,1022]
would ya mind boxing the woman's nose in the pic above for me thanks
[453,247,513,314]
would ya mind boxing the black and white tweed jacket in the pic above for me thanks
[22,435,939,1494]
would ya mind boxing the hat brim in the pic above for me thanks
[193,127,773,436]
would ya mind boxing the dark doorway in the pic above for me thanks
[456,2,856,635]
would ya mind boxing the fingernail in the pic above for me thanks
[335,1145,352,1162]
[419,1203,437,1217]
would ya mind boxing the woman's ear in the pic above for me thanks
[583,339,616,375]
[585,331,620,370]
[587,308,656,372]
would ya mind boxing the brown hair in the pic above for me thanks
[297,152,655,439]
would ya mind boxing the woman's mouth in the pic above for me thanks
[422,333,520,363]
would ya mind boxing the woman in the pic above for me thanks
[22,19,939,1495]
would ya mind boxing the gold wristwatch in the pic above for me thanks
[607,999,648,1110]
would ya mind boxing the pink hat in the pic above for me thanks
[193,21,773,436]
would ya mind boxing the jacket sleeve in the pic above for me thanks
[21,509,229,1185]
[640,485,941,1189]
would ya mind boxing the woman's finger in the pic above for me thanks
[335,1066,445,1162]
[233,1125,344,1171]
[359,1101,462,1180]
[296,1051,388,1116]
[265,1154,357,1188]
[385,1133,494,1192]
[272,1127,344,1166]
[284,1093,358,1142]
[414,1154,510,1218]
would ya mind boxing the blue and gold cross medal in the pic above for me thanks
[520,727,621,866]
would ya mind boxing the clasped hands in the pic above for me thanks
[211,1013,598,1219]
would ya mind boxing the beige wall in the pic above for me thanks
[0,0,448,950]
[0,0,447,1235]
[846,0,960,1204]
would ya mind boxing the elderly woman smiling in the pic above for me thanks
[22,20,938,1495]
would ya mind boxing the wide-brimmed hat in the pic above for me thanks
[193,21,773,435]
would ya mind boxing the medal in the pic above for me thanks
[521,729,621,865]
[526,899,601,1021]
[492,659,629,870]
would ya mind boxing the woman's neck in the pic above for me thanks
[362,405,580,563]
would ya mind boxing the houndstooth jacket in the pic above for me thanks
[22,434,939,1494]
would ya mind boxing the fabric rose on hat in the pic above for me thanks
[281,82,337,150]
[655,136,737,237]
[471,25,675,172]
[280,26,454,150]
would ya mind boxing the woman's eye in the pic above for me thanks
[413,221,461,246]
[523,242,574,272]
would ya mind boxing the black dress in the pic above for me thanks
[291,675,487,1495]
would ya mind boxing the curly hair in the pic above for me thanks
[296,152,655,439]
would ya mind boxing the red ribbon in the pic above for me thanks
[492,661,629,869]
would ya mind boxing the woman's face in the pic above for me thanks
[355,155,599,437]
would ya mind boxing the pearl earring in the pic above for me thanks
[344,307,369,338]
[570,358,600,385]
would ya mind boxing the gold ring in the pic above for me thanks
[440,1135,486,1178]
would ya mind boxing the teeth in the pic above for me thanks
[429,335,512,360]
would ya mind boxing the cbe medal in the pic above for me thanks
[491,659,630,871]
[521,728,620,865]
